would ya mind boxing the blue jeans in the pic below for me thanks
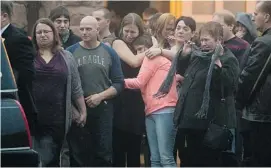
[146,107,177,167]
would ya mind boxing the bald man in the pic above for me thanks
[66,16,124,167]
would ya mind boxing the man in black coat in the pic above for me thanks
[1,1,37,134]
[236,1,271,166]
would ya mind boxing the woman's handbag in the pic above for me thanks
[203,83,233,151]
[203,119,233,151]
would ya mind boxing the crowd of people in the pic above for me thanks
[1,0,271,167]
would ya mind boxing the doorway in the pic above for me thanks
[107,1,150,18]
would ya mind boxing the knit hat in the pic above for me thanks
[49,6,70,22]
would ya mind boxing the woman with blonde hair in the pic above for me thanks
[31,18,86,166]
[148,13,162,47]
[144,13,177,61]
[145,16,197,60]
[154,13,176,49]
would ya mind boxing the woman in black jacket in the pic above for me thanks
[176,21,239,166]
[154,21,239,166]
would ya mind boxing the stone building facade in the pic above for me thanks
[179,1,256,29]
[12,1,104,36]
[11,1,256,36]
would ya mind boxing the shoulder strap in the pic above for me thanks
[248,52,271,99]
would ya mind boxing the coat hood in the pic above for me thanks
[236,12,258,40]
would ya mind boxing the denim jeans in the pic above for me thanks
[145,107,177,167]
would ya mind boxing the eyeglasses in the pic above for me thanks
[36,30,53,35]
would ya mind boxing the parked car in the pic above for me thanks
[1,39,40,167]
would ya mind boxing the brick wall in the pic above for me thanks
[12,1,104,36]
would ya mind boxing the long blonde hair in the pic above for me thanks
[155,13,175,48]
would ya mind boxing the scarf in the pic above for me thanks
[59,29,70,44]
[195,44,223,119]
[154,44,223,119]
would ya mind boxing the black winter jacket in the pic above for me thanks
[174,47,239,130]
[236,28,271,123]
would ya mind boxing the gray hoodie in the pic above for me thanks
[236,12,258,43]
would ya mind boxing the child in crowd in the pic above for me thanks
[124,34,178,167]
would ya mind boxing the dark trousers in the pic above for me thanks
[112,128,142,167]
[173,129,186,166]
[242,130,253,159]
[59,140,70,167]
[142,133,151,167]
[180,129,222,167]
[240,130,253,166]
[238,117,253,166]
[245,122,271,166]
[221,128,240,167]
[68,102,113,167]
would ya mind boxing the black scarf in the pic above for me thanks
[154,44,223,119]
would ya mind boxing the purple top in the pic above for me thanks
[33,51,68,136]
